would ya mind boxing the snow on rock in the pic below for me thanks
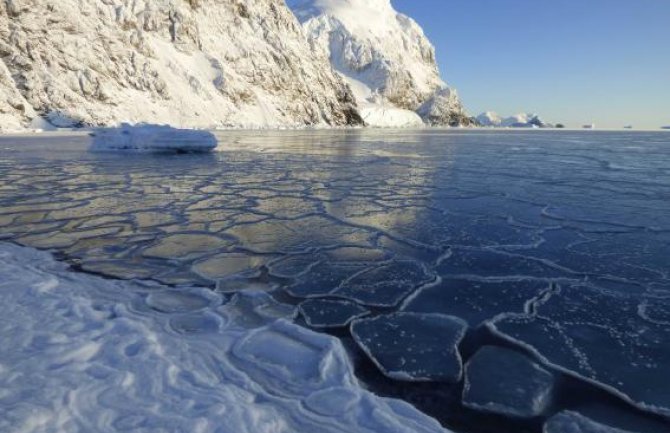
[0,57,34,132]
[351,312,468,382]
[475,111,503,127]
[0,242,450,433]
[417,87,471,127]
[292,0,469,127]
[462,346,555,418]
[0,0,361,130]
[544,411,637,433]
[89,124,218,152]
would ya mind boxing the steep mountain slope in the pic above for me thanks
[291,0,470,127]
[0,0,361,130]
[0,57,34,132]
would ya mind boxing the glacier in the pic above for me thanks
[0,242,450,433]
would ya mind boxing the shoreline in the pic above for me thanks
[1,126,669,138]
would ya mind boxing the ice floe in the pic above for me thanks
[489,284,670,417]
[89,124,218,153]
[544,411,636,433]
[299,299,369,328]
[351,313,468,382]
[462,346,555,418]
[403,278,551,326]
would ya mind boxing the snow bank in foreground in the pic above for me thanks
[89,124,218,152]
[0,243,448,433]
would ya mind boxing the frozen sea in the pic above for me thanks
[0,129,669,433]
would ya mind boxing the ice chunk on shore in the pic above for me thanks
[89,124,217,153]
[351,313,468,382]
[462,346,555,418]
[0,243,450,433]
[544,411,636,433]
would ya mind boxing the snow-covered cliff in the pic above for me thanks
[291,0,470,127]
[0,0,362,131]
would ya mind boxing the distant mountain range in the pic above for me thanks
[476,112,554,128]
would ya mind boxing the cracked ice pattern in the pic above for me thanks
[1,130,670,419]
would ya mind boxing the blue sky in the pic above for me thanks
[392,0,670,128]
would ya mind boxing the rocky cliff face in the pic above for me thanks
[291,0,469,126]
[0,0,361,130]
[0,55,33,131]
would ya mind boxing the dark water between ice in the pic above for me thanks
[1,130,669,433]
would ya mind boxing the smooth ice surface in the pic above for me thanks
[90,125,218,152]
[0,243,449,433]
[351,313,468,382]
[462,346,555,418]
[544,411,636,433]
[403,278,550,327]
[1,130,670,424]
[299,299,369,328]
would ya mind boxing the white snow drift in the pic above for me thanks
[0,242,450,433]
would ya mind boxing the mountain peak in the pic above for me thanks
[291,0,468,126]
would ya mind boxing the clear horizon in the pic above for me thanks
[389,0,669,129]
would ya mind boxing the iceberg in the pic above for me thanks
[89,124,218,153]
[476,112,553,128]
